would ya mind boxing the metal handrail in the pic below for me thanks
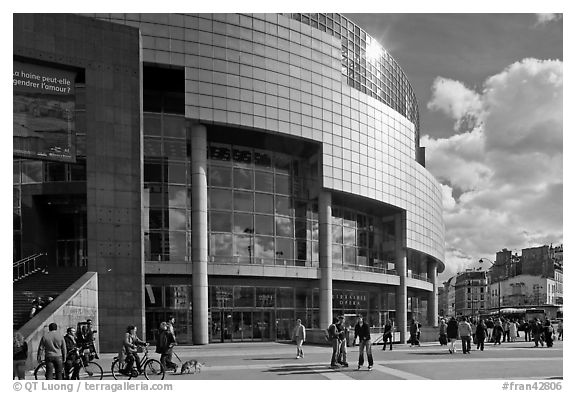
[13,252,47,282]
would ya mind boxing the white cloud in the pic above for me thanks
[423,59,563,281]
[535,13,562,25]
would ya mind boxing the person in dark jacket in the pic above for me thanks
[156,322,178,372]
[543,319,554,347]
[447,317,459,354]
[354,317,373,370]
[63,327,81,380]
[382,319,393,350]
[475,320,487,351]
[409,319,421,347]
[13,331,28,380]
[531,319,543,347]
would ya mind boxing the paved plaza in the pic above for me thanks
[28,340,563,381]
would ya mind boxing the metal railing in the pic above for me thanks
[13,252,47,282]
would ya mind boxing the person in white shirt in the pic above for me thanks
[292,319,306,359]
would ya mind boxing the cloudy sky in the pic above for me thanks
[347,13,563,281]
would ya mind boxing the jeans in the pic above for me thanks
[45,356,64,380]
[476,337,485,351]
[295,338,304,357]
[160,349,178,371]
[13,360,26,380]
[449,338,458,352]
[358,339,373,367]
[125,353,142,374]
[64,354,81,380]
[461,336,471,353]
[330,339,340,366]
[337,339,348,364]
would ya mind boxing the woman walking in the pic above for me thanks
[447,317,459,354]
[438,319,448,346]
[475,320,487,351]
[13,332,28,380]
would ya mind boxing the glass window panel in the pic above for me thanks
[210,211,232,232]
[275,174,290,195]
[210,189,233,210]
[254,215,274,236]
[210,233,233,256]
[168,209,187,231]
[234,167,253,190]
[209,144,232,162]
[168,231,187,259]
[168,163,187,184]
[310,241,319,261]
[144,138,163,157]
[211,286,233,308]
[254,193,274,214]
[275,196,293,216]
[149,209,165,229]
[234,287,255,307]
[233,190,253,212]
[163,114,186,138]
[332,224,343,244]
[295,219,307,239]
[343,210,356,227]
[276,237,293,260]
[344,246,356,265]
[275,216,293,237]
[343,226,355,246]
[233,147,252,166]
[254,150,272,168]
[295,288,310,308]
[256,287,275,308]
[254,235,275,260]
[46,162,66,182]
[146,184,165,207]
[274,154,291,174]
[309,220,319,241]
[296,240,307,261]
[332,244,342,264]
[294,201,307,219]
[13,160,21,184]
[144,113,162,136]
[163,140,187,159]
[148,232,163,260]
[277,288,294,308]
[209,165,232,187]
[233,212,253,233]
[234,235,252,262]
[144,162,163,183]
[254,171,274,192]
[168,186,188,208]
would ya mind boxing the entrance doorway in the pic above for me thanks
[210,310,273,343]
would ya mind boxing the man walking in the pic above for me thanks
[328,317,340,369]
[354,316,373,371]
[292,319,306,359]
[458,317,473,354]
[37,322,66,379]
[335,315,349,367]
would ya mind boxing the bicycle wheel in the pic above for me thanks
[111,359,132,380]
[143,359,164,380]
[34,362,46,380]
[78,361,103,380]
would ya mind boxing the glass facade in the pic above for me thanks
[208,142,319,267]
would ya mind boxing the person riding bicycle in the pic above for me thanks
[63,327,82,380]
[77,319,99,360]
[121,325,148,376]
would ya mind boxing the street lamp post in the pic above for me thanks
[479,257,505,317]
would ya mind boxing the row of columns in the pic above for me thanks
[187,124,437,345]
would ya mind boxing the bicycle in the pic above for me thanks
[34,346,103,380]
[111,345,164,380]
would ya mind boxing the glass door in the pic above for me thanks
[253,310,272,341]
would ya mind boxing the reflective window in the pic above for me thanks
[211,189,233,210]
[210,166,232,187]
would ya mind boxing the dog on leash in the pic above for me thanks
[180,359,204,374]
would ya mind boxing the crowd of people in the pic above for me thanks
[437,316,559,354]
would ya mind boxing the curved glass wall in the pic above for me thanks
[283,13,420,139]
[207,142,319,267]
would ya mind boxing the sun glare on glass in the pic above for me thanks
[366,40,382,63]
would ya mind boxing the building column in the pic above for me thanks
[395,212,407,343]
[318,190,333,329]
[427,260,438,327]
[190,123,209,345]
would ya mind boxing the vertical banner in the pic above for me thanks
[13,60,76,162]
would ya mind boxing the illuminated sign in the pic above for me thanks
[13,60,76,162]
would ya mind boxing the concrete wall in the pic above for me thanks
[18,272,98,372]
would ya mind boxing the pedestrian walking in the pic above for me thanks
[531,318,543,347]
[438,318,448,346]
[557,320,563,340]
[503,319,511,342]
[458,317,473,354]
[447,317,459,354]
[354,317,373,371]
[335,315,349,367]
[291,318,306,359]
[37,322,66,379]
[543,319,554,348]
[13,331,28,380]
[509,319,518,342]
[485,318,494,342]
[327,318,340,369]
[475,320,487,351]
[493,318,503,345]
[409,318,420,347]
[382,319,393,350]
[521,319,531,341]
[156,322,178,372]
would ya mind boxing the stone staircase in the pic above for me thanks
[13,267,87,330]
